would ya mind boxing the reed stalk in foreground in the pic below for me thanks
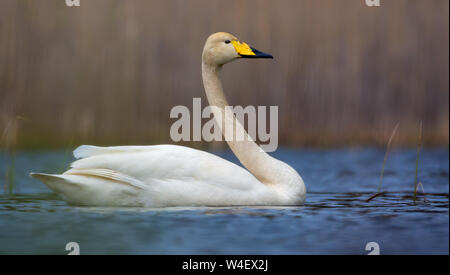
[1,116,25,194]
[367,123,399,202]
[58,138,74,174]
[413,121,423,202]
[5,150,16,194]
[1,137,16,195]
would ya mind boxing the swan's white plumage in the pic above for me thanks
[30,32,306,207]
[32,145,294,207]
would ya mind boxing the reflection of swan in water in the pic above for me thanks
[30,32,306,207]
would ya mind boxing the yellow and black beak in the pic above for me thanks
[231,40,273,59]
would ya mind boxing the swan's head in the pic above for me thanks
[202,32,273,66]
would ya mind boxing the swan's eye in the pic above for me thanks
[224,40,231,44]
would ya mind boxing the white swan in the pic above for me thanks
[30,32,306,207]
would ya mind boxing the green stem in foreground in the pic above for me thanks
[58,138,74,173]
[414,121,423,202]
[6,150,16,195]
[377,123,399,193]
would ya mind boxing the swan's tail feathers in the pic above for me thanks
[30,173,82,200]
[30,170,146,206]
[30,172,75,186]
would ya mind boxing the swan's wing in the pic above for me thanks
[73,145,167,159]
[61,144,273,206]
[63,168,147,189]
[70,144,262,191]
[33,145,278,206]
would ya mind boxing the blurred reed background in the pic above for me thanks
[0,0,448,149]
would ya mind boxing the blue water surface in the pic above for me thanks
[0,147,448,254]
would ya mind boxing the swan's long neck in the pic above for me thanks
[201,63,277,184]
